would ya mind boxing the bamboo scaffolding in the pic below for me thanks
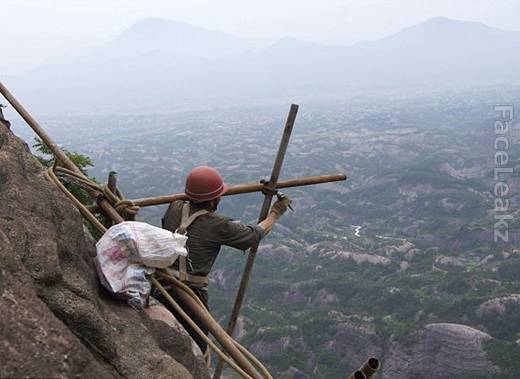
[0,81,124,223]
[0,81,364,378]
[213,104,298,379]
[131,173,346,207]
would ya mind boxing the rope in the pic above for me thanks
[45,168,107,233]
[154,271,273,379]
[44,165,273,379]
[53,166,140,216]
[156,272,273,377]
[151,277,256,379]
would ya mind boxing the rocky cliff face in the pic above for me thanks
[0,125,208,378]
[382,323,498,379]
[212,263,502,379]
[244,316,499,378]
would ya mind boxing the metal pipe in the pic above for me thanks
[360,358,380,378]
[213,103,299,379]
[346,358,380,379]
[132,173,346,207]
[0,81,124,223]
[346,370,367,379]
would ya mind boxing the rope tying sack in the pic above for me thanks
[44,165,273,379]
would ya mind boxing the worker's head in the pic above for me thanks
[185,166,227,211]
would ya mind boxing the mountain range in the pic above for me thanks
[4,17,520,114]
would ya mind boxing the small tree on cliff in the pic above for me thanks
[33,137,94,206]
[33,137,107,238]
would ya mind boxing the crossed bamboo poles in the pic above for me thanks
[0,81,356,377]
[212,104,300,378]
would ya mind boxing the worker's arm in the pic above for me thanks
[257,195,292,235]
[257,212,279,235]
[216,195,292,250]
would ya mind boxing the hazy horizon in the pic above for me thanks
[3,0,520,75]
[2,3,520,379]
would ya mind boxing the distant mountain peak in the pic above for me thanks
[278,36,302,43]
[424,16,462,24]
[120,17,220,38]
[378,16,509,47]
[409,16,503,34]
[267,36,321,51]
[130,17,181,26]
[98,17,251,60]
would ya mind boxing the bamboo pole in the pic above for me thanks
[86,204,102,213]
[167,282,264,379]
[103,171,118,227]
[131,173,346,207]
[107,171,118,193]
[213,103,299,379]
[0,81,124,224]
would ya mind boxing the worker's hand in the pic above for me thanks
[270,195,292,218]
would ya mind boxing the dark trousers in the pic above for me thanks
[154,285,209,353]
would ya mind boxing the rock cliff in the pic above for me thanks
[253,320,499,378]
[382,323,498,379]
[0,125,208,378]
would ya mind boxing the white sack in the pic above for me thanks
[95,221,187,307]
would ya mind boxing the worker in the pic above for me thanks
[156,165,291,354]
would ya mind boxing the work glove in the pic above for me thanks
[270,195,292,217]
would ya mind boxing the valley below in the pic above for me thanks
[11,88,520,378]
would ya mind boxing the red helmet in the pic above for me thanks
[185,166,228,202]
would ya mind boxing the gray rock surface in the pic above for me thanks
[477,294,520,317]
[325,321,383,376]
[250,325,318,375]
[0,125,208,378]
[383,323,498,379]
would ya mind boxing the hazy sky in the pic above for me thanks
[2,0,519,75]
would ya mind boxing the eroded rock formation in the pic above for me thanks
[383,323,498,379]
